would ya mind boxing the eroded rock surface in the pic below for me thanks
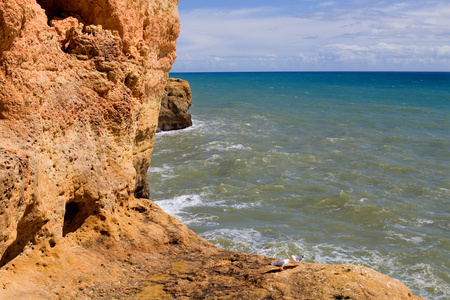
[0,199,424,300]
[0,0,424,299]
[158,77,193,132]
[0,0,179,266]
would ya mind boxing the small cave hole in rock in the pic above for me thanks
[49,239,56,248]
[100,230,110,237]
[35,0,84,25]
[63,201,94,236]
[334,296,351,300]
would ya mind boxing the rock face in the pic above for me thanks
[0,0,179,266]
[158,77,193,132]
[0,1,424,299]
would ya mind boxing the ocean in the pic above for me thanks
[148,72,450,299]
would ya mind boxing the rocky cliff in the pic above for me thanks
[0,0,179,264]
[0,0,423,299]
[158,78,193,132]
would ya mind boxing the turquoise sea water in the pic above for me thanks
[149,72,450,299]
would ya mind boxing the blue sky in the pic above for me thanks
[171,1,450,72]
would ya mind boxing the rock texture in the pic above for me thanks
[158,77,193,132]
[0,0,179,266]
[0,198,424,300]
[0,0,423,299]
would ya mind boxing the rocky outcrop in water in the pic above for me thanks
[0,0,423,299]
[158,77,193,132]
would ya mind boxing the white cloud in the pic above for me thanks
[308,42,450,67]
[212,56,224,62]
[318,2,336,8]
[435,45,450,57]
[172,2,450,71]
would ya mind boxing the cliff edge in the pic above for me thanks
[0,0,423,299]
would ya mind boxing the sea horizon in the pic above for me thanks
[170,70,450,74]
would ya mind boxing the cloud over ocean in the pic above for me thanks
[173,1,450,72]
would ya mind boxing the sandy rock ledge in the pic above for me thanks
[0,199,424,299]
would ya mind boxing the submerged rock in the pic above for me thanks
[158,78,193,132]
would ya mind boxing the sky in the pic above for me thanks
[171,0,450,72]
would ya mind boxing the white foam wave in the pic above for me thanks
[326,137,354,143]
[148,163,173,174]
[229,200,261,210]
[205,154,222,163]
[193,224,447,299]
[148,163,177,180]
[203,141,252,152]
[202,228,262,243]
[201,228,269,254]
[415,218,434,225]
[154,193,231,225]
[156,118,205,136]
[154,194,205,218]
[184,213,219,227]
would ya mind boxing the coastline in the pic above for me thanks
[0,1,430,299]
[0,198,424,299]
[150,71,449,299]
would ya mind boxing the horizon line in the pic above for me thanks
[170,70,450,74]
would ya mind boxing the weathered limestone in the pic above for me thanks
[0,198,425,299]
[0,0,179,266]
[158,77,193,132]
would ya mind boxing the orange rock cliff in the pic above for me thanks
[0,0,424,299]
